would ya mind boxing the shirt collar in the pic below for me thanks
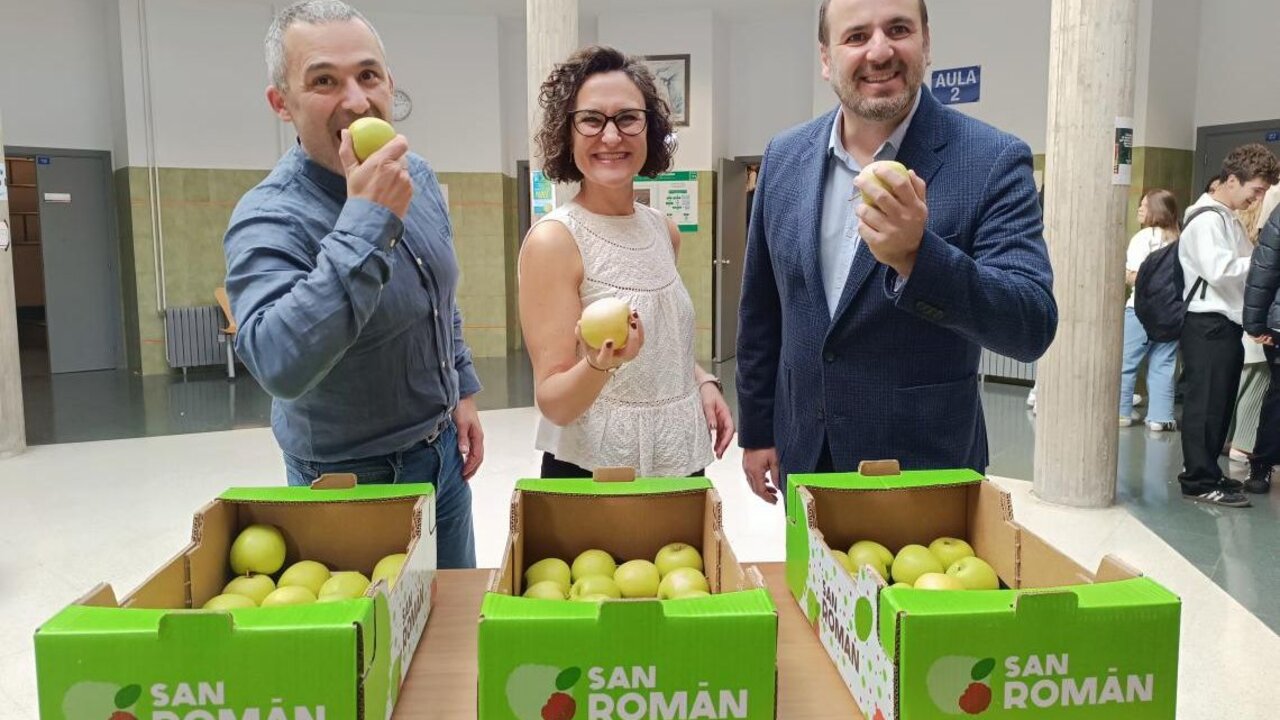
[294,142,349,200]
[827,90,922,168]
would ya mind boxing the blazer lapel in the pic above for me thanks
[831,91,948,323]
[800,110,838,316]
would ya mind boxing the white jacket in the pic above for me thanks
[1179,194,1252,325]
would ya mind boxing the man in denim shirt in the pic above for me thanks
[224,0,483,568]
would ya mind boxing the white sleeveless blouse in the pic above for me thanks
[532,201,715,477]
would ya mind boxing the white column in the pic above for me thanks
[0,110,27,457]
[527,0,579,179]
[1034,0,1140,507]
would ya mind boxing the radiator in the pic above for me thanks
[979,349,1036,384]
[165,305,226,370]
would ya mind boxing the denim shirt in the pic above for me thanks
[224,145,480,462]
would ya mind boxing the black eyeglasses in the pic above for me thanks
[569,109,649,137]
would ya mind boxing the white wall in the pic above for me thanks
[729,10,815,157]
[1135,0,1202,149]
[0,0,118,153]
[499,17,528,176]
[927,0,1052,152]
[1194,0,1280,130]
[598,10,716,169]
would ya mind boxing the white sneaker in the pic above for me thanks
[1146,420,1176,432]
[1026,390,1037,408]
[1133,393,1145,407]
[1118,411,1141,427]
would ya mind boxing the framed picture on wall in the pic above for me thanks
[642,54,690,126]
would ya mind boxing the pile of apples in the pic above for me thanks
[202,524,408,609]
[521,543,710,601]
[832,537,1000,591]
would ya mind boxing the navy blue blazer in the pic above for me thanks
[736,91,1057,478]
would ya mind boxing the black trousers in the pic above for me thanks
[1251,344,1280,467]
[540,453,705,479]
[1178,312,1244,493]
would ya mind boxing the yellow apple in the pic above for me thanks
[571,549,617,582]
[569,575,622,599]
[913,572,966,591]
[658,567,710,599]
[849,540,895,568]
[946,556,1000,590]
[229,524,287,576]
[654,542,703,578]
[223,574,275,605]
[831,549,856,574]
[203,593,256,610]
[261,586,317,606]
[522,580,567,600]
[278,560,331,597]
[349,117,396,162]
[671,590,710,599]
[890,582,913,589]
[573,593,614,602]
[525,557,572,595]
[579,298,631,350]
[857,160,910,209]
[891,544,944,585]
[372,553,407,589]
[846,543,890,581]
[614,560,661,598]
[928,537,975,570]
[318,571,371,600]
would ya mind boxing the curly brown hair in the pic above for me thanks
[1219,143,1280,186]
[535,45,675,183]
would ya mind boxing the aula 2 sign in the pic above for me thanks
[931,65,981,105]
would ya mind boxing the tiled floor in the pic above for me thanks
[5,358,1279,719]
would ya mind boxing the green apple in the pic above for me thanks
[318,571,371,600]
[573,593,614,602]
[349,117,396,162]
[946,556,1000,590]
[654,542,703,578]
[579,298,632,350]
[203,593,256,610]
[571,549,617,582]
[278,560,331,596]
[890,582,913,589]
[846,543,890,581]
[614,560,661,598]
[261,586,316,606]
[525,557,572,595]
[229,524,287,576]
[569,575,622,599]
[831,549,856,574]
[849,540,895,567]
[891,544,944,585]
[928,537,976,570]
[913,572,965,591]
[857,160,910,209]
[372,553,407,589]
[658,567,710,599]
[223,574,275,605]
[671,590,710,599]
[522,580,567,600]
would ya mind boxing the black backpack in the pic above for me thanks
[1133,207,1221,342]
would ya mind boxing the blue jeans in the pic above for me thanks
[1120,307,1177,422]
[282,421,476,569]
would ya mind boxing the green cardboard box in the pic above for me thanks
[35,475,437,720]
[786,465,1181,720]
[479,474,779,720]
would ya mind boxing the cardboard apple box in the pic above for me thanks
[786,463,1180,720]
[479,471,779,720]
[35,475,436,720]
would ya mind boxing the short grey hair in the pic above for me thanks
[265,0,386,90]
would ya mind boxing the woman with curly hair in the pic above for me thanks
[518,45,733,478]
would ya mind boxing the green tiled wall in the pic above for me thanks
[1126,147,1195,238]
[118,168,267,375]
[438,172,517,358]
[673,172,715,363]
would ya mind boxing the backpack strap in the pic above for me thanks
[1180,206,1229,302]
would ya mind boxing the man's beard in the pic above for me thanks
[833,62,923,122]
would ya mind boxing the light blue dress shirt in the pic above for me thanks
[819,92,922,316]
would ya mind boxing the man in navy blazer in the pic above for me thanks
[736,0,1057,503]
